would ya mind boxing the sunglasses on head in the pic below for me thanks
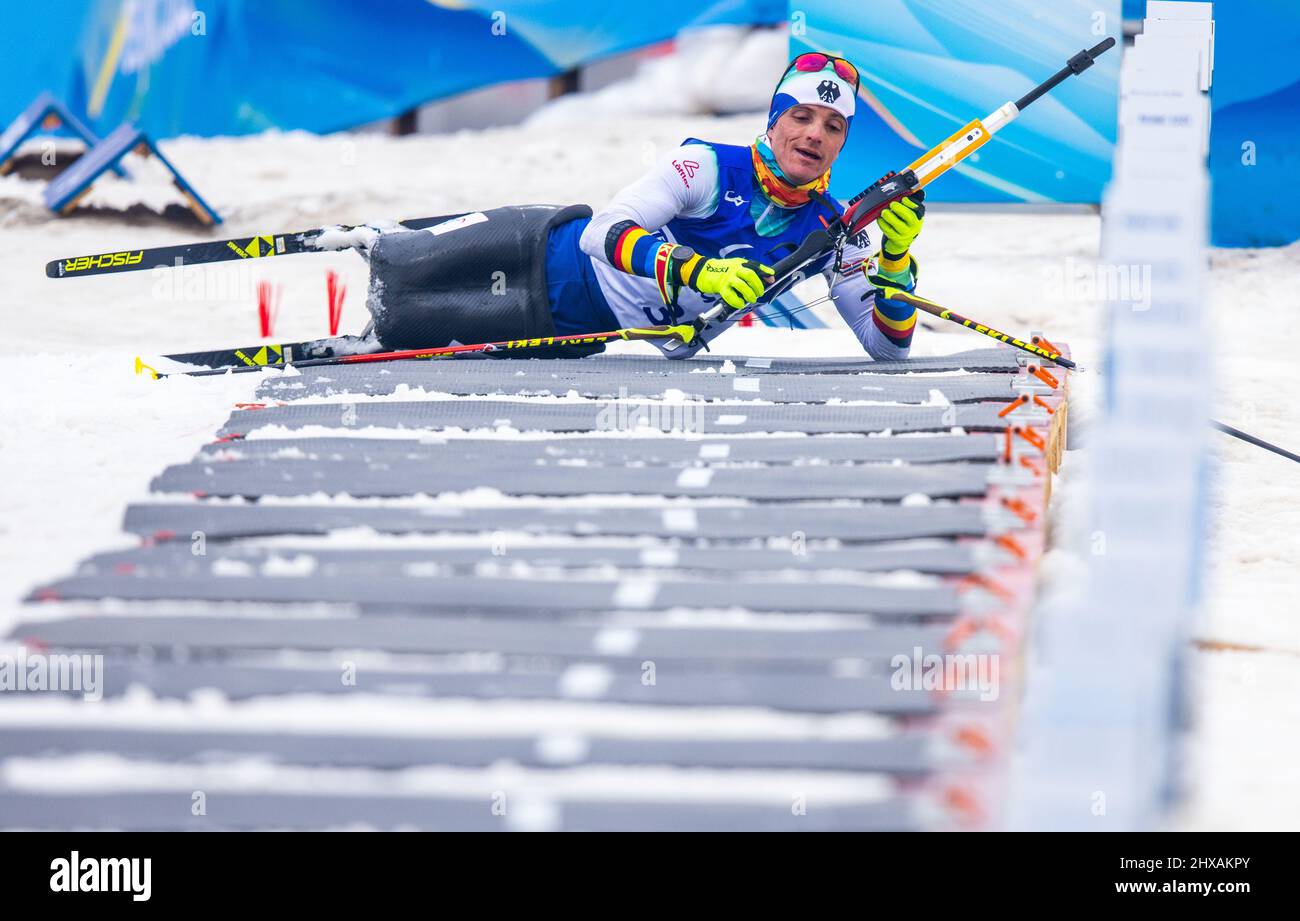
[785,53,860,90]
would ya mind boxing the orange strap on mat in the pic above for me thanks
[1015,425,1047,452]
[998,395,1029,418]
[1028,364,1060,389]
[1001,495,1038,524]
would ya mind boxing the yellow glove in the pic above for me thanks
[878,191,926,261]
[687,257,776,310]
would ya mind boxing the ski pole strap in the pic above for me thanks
[653,243,705,312]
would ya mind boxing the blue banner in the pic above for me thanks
[796,0,1120,204]
[1207,0,1300,246]
[1,0,780,139]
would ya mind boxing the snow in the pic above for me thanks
[1,45,1298,829]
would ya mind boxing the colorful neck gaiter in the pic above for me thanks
[750,134,831,210]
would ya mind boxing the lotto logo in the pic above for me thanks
[63,251,144,272]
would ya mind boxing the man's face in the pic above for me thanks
[769,104,847,185]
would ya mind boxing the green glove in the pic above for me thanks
[687,257,775,311]
[878,191,925,259]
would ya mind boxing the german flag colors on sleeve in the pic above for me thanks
[872,290,918,348]
[606,221,661,277]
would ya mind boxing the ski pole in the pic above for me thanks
[1213,421,1300,465]
[873,288,1077,369]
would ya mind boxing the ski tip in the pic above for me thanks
[134,356,160,380]
[45,260,63,279]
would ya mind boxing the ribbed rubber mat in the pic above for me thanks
[258,366,1018,404]
[30,572,959,618]
[122,502,989,542]
[79,541,982,576]
[0,790,920,831]
[153,458,993,501]
[13,613,953,661]
[202,433,1002,466]
[218,401,1009,437]
[40,656,949,713]
[0,727,938,774]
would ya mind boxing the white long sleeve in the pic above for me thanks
[579,145,719,269]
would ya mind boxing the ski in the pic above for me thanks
[141,324,701,378]
[136,333,381,376]
[45,212,469,280]
[147,277,1079,380]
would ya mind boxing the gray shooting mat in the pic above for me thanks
[0,790,921,831]
[7,654,952,713]
[153,457,994,501]
[29,571,960,618]
[0,725,941,774]
[256,365,1019,404]
[10,612,956,662]
[121,501,991,542]
[217,400,1009,437]
[76,541,982,577]
[201,432,1002,465]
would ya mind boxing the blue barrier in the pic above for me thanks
[43,123,221,224]
[0,92,126,177]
